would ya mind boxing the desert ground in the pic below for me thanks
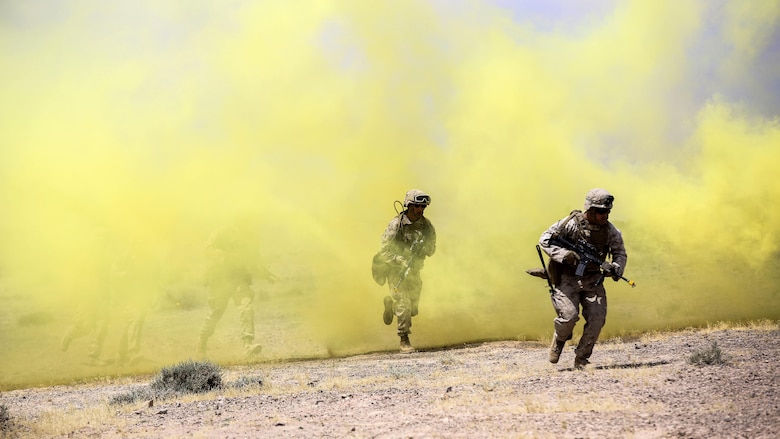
[0,323,777,438]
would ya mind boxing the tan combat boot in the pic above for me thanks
[244,342,263,357]
[383,296,394,325]
[400,335,415,353]
[549,338,566,364]
[574,357,590,369]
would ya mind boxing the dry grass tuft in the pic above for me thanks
[607,319,779,344]
[701,319,778,333]
[23,404,124,437]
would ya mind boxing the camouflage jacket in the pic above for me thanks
[378,212,436,274]
[539,210,627,275]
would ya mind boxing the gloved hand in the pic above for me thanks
[562,250,580,265]
[395,255,410,269]
[606,262,622,281]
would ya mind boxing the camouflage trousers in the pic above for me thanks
[387,271,422,337]
[61,299,110,360]
[550,273,608,361]
[117,307,147,365]
[199,282,256,347]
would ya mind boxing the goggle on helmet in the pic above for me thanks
[403,190,431,207]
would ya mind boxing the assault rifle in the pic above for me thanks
[535,244,555,295]
[393,237,424,291]
[549,235,636,287]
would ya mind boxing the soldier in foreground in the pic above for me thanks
[373,189,436,353]
[538,188,627,369]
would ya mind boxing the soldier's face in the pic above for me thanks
[586,207,610,225]
[407,203,426,221]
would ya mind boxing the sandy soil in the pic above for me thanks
[1,326,778,438]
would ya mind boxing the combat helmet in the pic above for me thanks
[403,189,431,207]
[584,188,614,211]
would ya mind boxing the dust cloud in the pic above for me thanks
[0,1,778,388]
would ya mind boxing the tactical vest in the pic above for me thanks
[397,219,430,245]
[558,210,609,276]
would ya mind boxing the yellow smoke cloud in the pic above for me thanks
[0,0,778,388]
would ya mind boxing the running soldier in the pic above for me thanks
[197,214,275,357]
[539,188,627,369]
[374,189,436,353]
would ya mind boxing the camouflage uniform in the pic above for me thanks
[198,218,270,357]
[60,296,110,364]
[110,244,160,366]
[539,188,627,368]
[377,190,436,352]
[60,225,113,366]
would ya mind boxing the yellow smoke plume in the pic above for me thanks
[0,0,777,388]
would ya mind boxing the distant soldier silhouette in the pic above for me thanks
[60,225,113,366]
[197,215,275,357]
[109,241,161,366]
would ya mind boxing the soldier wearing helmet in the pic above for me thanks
[197,214,276,358]
[373,189,437,353]
[538,188,627,369]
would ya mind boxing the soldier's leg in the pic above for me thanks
[117,311,130,365]
[233,284,262,356]
[119,307,147,364]
[409,278,422,317]
[551,276,582,342]
[393,286,412,337]
[397,279,422,352]
[198,289,230,353]
[234,284,256,344]
[575,285,607,365]
[127,308,147,355]
[116,302,144,365]
[87,314,109,362]
[383,272,401,325]
[60,314,94,352]
[382,272,408,325]
[61,295,109,352]
[548,276,581,363]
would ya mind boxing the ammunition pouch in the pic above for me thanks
[371,252,391,286]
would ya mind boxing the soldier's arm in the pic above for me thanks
[379,217,404,265]
[608,225,627,271]
[539,219,577,264]
[420,221,436,257]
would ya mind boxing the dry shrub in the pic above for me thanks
[687,341,724,366]
[229,375,264,389]
[152,360,223,394]
[111,360,223,405]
